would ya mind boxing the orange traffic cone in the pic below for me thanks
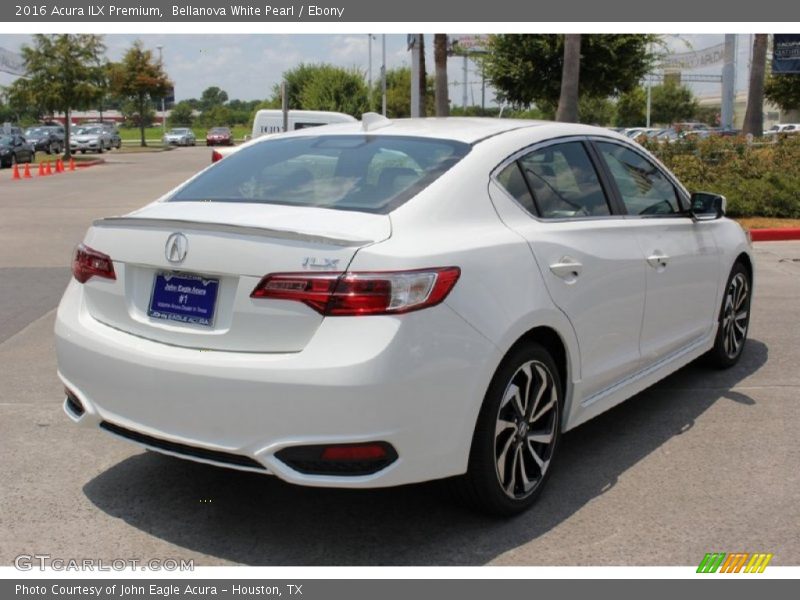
[45,161,52,175]
[12,162,21,179]
[38,162,45,176]
[56,159,64,173]
[68,158,76,171]
[23,163,31,178]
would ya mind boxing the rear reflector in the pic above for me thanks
[251,267,460,316]
[72,243,116,284]
[275,442,398,476]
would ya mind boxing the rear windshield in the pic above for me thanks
[170,135,470,213]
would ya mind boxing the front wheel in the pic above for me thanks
[707,262,752,368]
[451,343,563,516]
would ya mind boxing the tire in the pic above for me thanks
[451,342,563,516]
[80,150,86,154]
[47,143,54,155]
[706,261,752,368]
[28,151,35,163]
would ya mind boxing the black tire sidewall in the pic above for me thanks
[710,262,752,368]
[465,342,564,516]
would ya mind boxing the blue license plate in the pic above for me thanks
[148,272,220,327]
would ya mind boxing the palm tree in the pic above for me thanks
[418,34,427,117]
[743,34,768,138]
[434,34,449,116]
[556,34,581,123]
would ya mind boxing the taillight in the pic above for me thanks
[211,150,223,163]
[250,267,460,316]
[72,243,116,283]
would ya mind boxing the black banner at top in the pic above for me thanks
[2,0,800,22]
[773,34,800,74]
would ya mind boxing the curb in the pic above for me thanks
[73,159,105,168]
[749,228,800,242]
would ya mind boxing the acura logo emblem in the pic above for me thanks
[165,232,188,263]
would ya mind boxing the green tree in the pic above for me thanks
[765,74,800,112]
[270,64,369,117]
[197,105,232,129]
[484,34,657,109]
[579,95,615,125]
[650,80,698,125]
[615,87,647,127]
[200,86,228,111]
[299,65,369,116]
[168,101,195,127]
[371,67,434,118]
[110,41,171,146]
[7,34,105,158]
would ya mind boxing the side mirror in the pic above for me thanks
[690,192,726,221]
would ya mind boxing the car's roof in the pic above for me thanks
[265,117,618,145]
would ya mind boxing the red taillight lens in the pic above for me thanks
[211,150,223,163]
[72,243,116,284]
[250,267,460,316]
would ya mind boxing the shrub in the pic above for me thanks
[643,135,800,219]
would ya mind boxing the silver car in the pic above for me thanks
[70,126,112,153]
[163,128,196,146]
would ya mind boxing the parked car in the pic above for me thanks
[764,123,800,136]
[0,134,35,167]
[163,128,196,146]
[81,122,122,149]
[0,123,24,137]
[56,118,753,516]
[24,126,64,154]
[206,127,233,146]
[70,126,112,153]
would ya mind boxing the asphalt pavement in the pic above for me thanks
[0,148,797,566]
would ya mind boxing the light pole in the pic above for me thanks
[381,34,387,116]
[156,45,165,135]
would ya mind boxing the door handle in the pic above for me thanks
[646,252,670,269]
[549,257,583,280]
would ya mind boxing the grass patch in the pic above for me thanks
[33,153,101,164]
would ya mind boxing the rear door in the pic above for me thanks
[491,138,646,400]
[592,140,720,363]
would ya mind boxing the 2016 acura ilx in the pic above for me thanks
[55,116,753,515]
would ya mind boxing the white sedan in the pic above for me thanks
[56,116,753,515]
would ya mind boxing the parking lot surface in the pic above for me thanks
[0,147,798,566]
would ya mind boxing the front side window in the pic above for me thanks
[510,141,611,219]
[596,142,681,216]
[171,135,470,214]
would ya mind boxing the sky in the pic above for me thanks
[0,33,758,106]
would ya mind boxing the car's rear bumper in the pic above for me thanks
[55,280,499,488]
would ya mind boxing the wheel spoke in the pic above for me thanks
[496,434,516,483]
[531,386,557,424]
[527,429,553,444]
[504,443,520,495]
[495,418,516,438]
[526,364,547,421]
[526,439,546,471]
[501,384,525,420]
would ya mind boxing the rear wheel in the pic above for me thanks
[707,262,751,368]
[451,343,563,516]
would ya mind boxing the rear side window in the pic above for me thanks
[596,142,681,215]
[171,135,469,213]
[502,141,611,219]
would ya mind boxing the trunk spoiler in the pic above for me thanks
[93,217,373,248]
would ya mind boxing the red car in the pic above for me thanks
[205,127,233,146]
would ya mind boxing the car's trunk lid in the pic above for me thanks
[80,202,390,352]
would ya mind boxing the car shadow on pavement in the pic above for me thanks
[83,339,768,566]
